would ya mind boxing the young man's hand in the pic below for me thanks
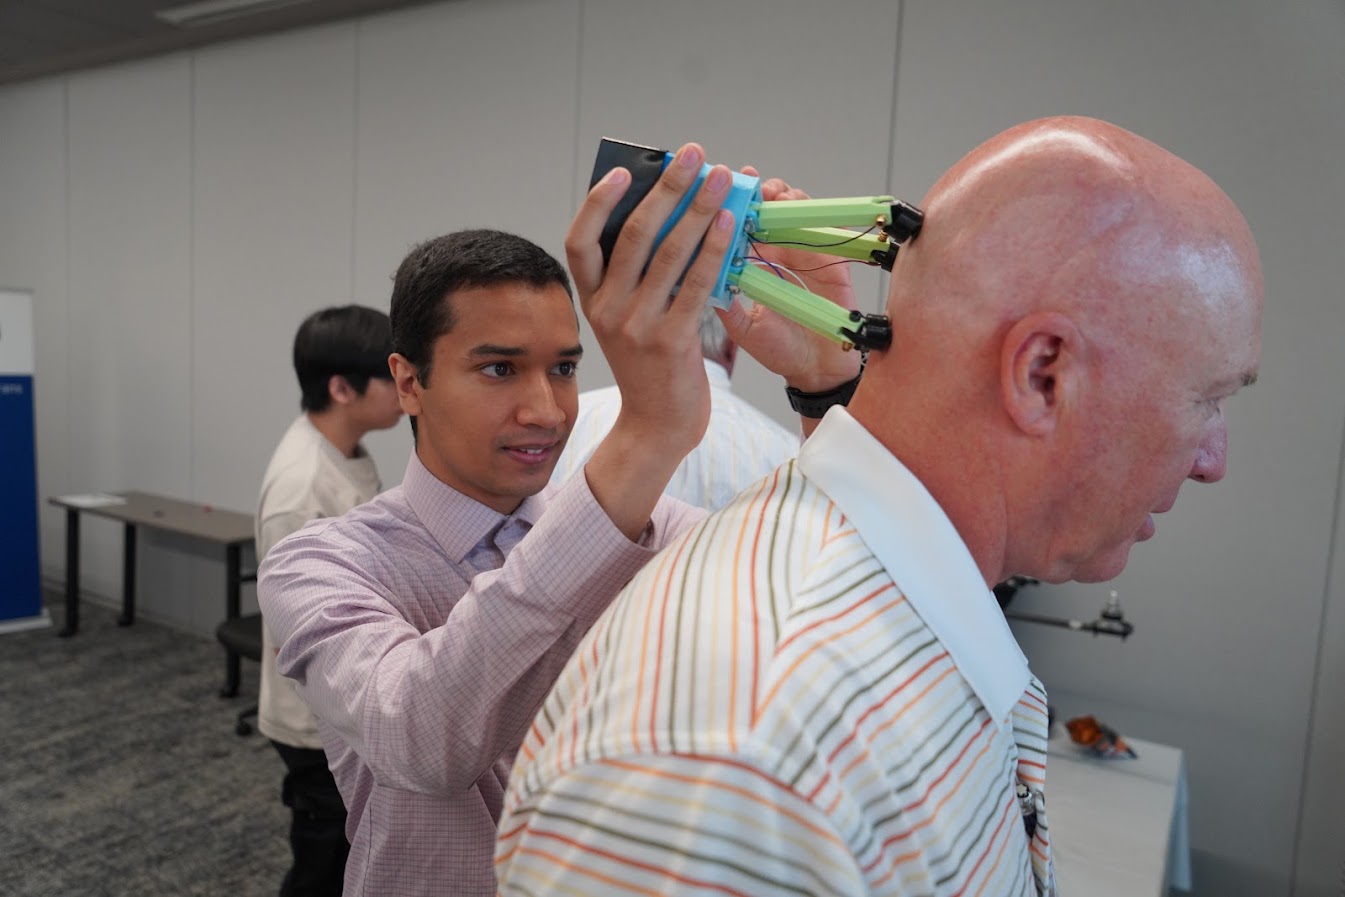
[566,143,737,539]
[717,168,865,397]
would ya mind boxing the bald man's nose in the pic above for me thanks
[1190,418,1228,483]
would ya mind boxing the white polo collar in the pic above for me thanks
[797,407,1030,730]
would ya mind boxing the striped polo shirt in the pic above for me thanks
[496,408,1056,896]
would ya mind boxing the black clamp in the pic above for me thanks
[869,200,925,272]
[839,310,893,352]
[850,200,924,349]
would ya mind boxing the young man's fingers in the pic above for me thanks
[714,294,755,346]
[566,167,631,300]
[640,164,733,304]
[667,208,737,330]
[606,143,706,285]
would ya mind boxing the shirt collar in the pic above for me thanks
[298,414,367,465]
[402,450,546,564]
[796,407,1029,729]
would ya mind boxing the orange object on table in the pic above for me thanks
[1066,714,1137,759]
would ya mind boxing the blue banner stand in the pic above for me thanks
[0,288,49,634]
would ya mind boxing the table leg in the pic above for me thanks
[118,522,137,626]
[58,508,80,637]
[220,542,242,698]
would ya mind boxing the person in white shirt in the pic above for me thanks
[255,304,404,897]
[495,116,1265,896]
[550,306,800,510]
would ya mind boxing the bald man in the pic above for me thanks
[492,117,1263,896]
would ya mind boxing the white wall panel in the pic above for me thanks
[0,79,68,583]
[66,56,194,622]
[353,0,584,479]
[891,1,1345,893]
[191,23,359,516]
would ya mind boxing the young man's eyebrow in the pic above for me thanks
[468,344,585,358]
[469,344,525,358]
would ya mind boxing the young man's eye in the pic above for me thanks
[482,362,513,378]
[552,361,578,378]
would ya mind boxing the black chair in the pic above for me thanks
[215,612,263,736]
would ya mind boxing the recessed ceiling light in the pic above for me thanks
[155,0,318,28]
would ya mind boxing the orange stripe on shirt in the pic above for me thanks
[746,468,783,729]
[631,546,678,753]
[649,531,696,752]
[971,796,1022,897]
[819,500,856,550]
[762,591,904,724]
[825,651,951,766]
[601,755,847,848]
[950,798,1019,897]
[727,473,773,750]
[516,833,755,897]
[775,583,900,656]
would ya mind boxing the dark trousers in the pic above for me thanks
[271,740,350,897]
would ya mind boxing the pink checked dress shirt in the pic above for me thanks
[257,450,704,897]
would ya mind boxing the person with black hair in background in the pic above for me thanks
[255,304,403,897]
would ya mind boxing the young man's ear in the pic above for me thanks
[388,354,423,417]
[999,311,1081,436]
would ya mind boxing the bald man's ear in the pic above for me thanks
[1000,312,1080,436]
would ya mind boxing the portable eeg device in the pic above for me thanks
[590,137,925,352]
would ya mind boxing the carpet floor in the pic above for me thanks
[1,595,289,896]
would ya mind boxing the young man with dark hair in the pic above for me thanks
[255,304,404,897]
[258,146,861,897]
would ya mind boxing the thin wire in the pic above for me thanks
[744,243,788,280]
[786,258,866,273]
[746,258,809,291]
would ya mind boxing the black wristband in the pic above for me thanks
[785,355,866,419]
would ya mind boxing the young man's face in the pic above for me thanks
[395,281,582,514]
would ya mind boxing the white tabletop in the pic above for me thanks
[1047,727,1191,896]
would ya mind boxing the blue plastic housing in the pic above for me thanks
[650,152,762,308]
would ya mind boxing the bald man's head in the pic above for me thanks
[849,116,1263,585]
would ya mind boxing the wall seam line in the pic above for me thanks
[569,0,585,217]
[351,18,360,304]
[881,1,905,315]
[187,53,197,498]
[1287,402,1345,896]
